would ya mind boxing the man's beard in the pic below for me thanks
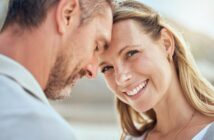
[44,54,86,100]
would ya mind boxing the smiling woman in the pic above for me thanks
[98,0,214,140]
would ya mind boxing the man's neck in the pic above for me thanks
[0,25,53,90]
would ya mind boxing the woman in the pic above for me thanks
[99,0,214,139]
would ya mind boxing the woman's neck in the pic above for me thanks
[152,75,195,134]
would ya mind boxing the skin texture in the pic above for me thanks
[99,20,214,140]
[0,0,112,99]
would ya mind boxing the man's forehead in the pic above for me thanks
[96,16,112,45]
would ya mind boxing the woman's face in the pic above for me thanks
[99,20,173,112]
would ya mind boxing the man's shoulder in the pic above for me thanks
[0,75,76,140]
[0,108,75,140]
[0,109,76,140]
[0,74,67,125]
[0,74,21,92]
[0,75,42,107]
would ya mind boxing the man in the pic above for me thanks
[0,0,112,140]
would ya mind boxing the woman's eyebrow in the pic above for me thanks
[118,44,141,56]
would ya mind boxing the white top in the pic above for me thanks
[192,122,213,140]
[0,54,76,140]
[125,122,214,140]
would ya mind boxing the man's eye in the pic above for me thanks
[101,66,113,73]
[126,50,139,58]
[95,45,99,52]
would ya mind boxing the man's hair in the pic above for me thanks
[79,0,112,24]
[2,0,112,31]
[2,0,58,30]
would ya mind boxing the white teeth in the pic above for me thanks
[126,80,148,96]
[139,84,143,89]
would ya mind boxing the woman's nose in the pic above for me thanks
[115,66,132,86]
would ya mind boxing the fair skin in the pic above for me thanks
[99,20,213,140]
[0,0,112,99]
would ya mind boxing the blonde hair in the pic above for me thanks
[112,0,214,139]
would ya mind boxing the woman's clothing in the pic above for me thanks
[125,122,214,140]
[193,122,213,140]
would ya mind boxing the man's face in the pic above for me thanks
[44,6,112,99]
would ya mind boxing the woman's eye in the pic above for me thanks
[101,66,113,73]
[126,50,139,58]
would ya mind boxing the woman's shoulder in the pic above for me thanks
[202,122,214,140]
[192,121,214,140]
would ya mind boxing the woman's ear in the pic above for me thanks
[159,28,175,62]
[55,0,80,34]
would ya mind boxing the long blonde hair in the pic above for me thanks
[112,0,214,139]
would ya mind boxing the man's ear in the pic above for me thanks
[55,0,80,34]
[159,28,175,61]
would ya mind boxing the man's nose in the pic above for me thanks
[83,56,99,79]
[84,63,98,79]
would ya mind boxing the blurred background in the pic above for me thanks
[50,0,214,140]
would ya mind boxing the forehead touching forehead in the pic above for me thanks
[79,0,113,47]
[97,7,112,43]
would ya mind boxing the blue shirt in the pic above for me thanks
[0,54,76,140]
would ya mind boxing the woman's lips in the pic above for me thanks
[123,79,149,98]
